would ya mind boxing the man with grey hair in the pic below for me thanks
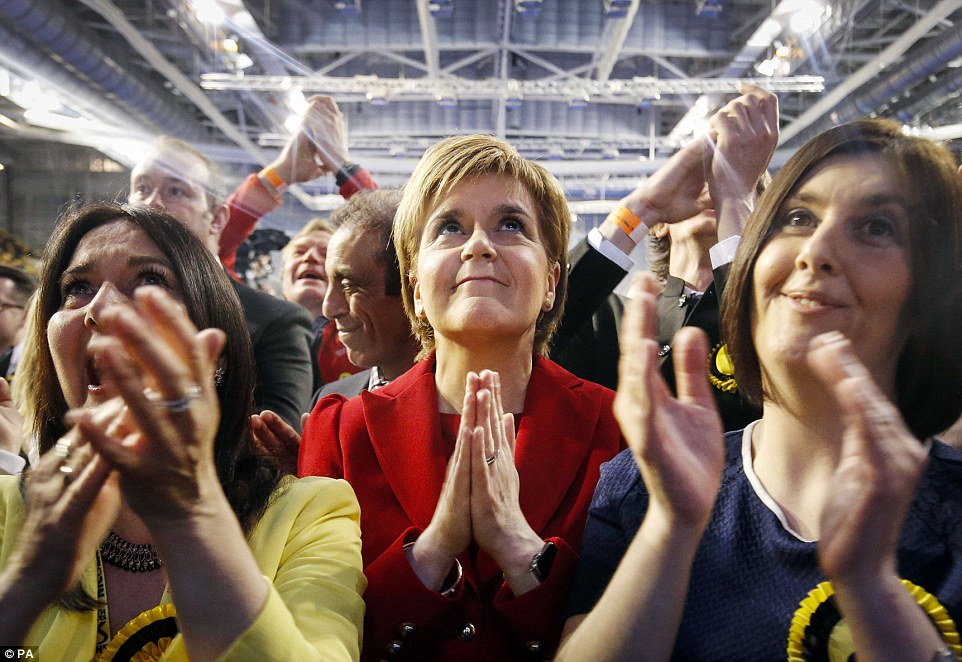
[129,137,314,430]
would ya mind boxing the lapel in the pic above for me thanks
[513,357,599,535]
[361,361,450,529]
[656,275,688,348]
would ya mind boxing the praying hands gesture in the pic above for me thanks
[409,370,545,596]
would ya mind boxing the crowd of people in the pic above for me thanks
[0,84,961,662]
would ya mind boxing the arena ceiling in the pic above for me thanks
[0,0,959,214]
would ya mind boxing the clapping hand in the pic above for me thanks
[615,273,725,529]
[67,287,224,527]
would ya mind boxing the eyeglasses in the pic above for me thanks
[0,301,24,312]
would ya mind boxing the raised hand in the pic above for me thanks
[251,409,304,475]
[468,370,543,593]
[68,287,224,527]
[623,136,714,229]
[8,435,118,610]
[300,95,351,173]
[707,83,779,239]
[614,273,725,528]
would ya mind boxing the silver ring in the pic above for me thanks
[485,450,499,465]
[60,462,74,487]
[54,437,74,459]
[144,384,202,412]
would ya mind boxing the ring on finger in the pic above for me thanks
[54,437,74,459]
[485,450,500,465]
[143,384,202,413]
[61,464,74,487]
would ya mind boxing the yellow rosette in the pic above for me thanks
[787,579,960,661]
[98,603,178,662]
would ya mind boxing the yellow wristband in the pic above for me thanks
[608,205,643,236]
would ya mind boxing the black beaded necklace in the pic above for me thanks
[99,531,163,573]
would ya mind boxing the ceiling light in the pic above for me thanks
[435,90,458,108]
[695,0,723,17]
[366,90,389,107]
[288,88,308,115]
[429,0,453,17]
[193,0,225,25]
[222,38,239,53]
[515,0,542,17]
[785,0,825,35]
[604,0,632,19]
[335,0,362,15]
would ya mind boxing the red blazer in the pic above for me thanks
[299,357,625,662]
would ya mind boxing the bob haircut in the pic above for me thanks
[722,119,962,439]
[393,134,570,358]
[24,203,280,537]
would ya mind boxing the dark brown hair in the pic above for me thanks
[23,202,282,607]
[722,119,962,439]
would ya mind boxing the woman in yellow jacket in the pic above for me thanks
[0,202,365,661]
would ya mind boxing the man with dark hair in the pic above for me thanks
[0,264,34,378]
[129,137,314,430]
[316,188,420,398]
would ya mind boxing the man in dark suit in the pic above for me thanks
[129,137,313,430]
[553,85,777,431]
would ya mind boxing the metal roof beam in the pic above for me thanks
[593,0,641,84]
[416,0,441,79]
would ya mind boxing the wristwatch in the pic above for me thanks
[529,541,557,583]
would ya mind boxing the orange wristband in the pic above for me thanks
[258,166,289,199]
[608,205,643,236]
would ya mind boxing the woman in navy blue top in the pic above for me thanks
[559,119,962,661]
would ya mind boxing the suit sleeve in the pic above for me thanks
[252,305,314,432]
[553,238,629,351]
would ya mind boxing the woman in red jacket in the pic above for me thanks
[299,134,624,661]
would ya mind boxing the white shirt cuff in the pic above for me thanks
[587,228,634,272]
[709,235,741,271]
[0,449,25,475]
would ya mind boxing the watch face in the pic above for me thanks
[531,541,557,581]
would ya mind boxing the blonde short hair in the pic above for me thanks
[393,134,570,358]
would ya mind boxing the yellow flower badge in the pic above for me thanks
[787,580,960,661]
[99,604,178,662]
[708,342,738,393]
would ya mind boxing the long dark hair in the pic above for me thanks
[722,119,962,439]
[22,202,283,607]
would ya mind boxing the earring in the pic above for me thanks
[542,294,554,312]
[414,300,426,319]
[214,366,225,387]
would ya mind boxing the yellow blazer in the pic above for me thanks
[0,475,366,661]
